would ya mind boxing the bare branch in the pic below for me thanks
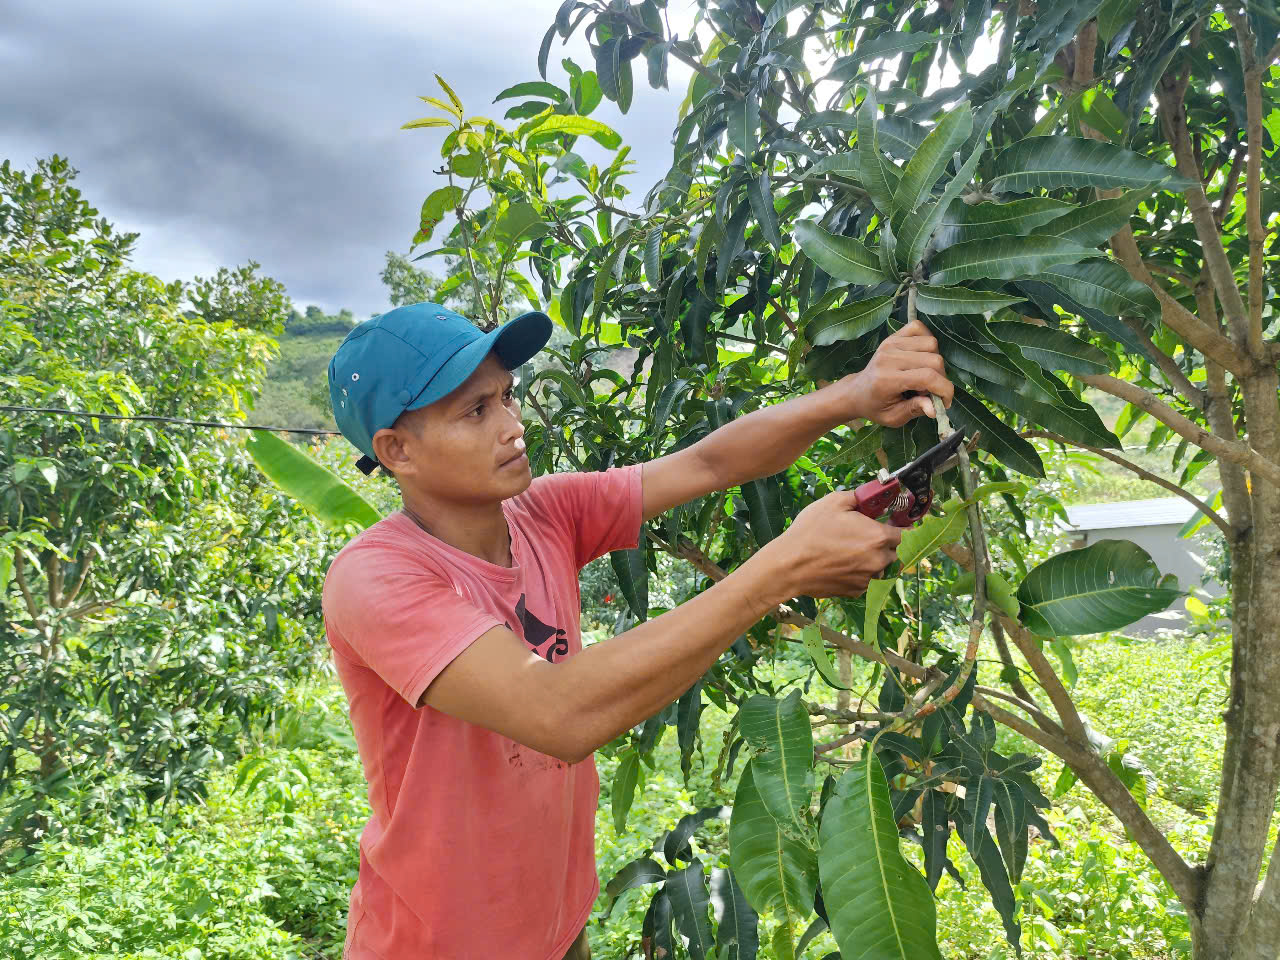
[991,617,1042,709]
[1077,373,1280,486]
[12,553,43,627]
[1108,226,1246,374]
[1156,80,1254,353]
[938,541,1090,746]
[1229,7,1271,354]
[974,684,1065,736]
[1120,315,1207,410]
[1021,429,1232,537]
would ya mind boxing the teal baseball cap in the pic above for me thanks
[328,301,552,474]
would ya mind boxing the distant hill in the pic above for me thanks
[250,306,358,431]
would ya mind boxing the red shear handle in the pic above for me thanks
[853,477,901,519]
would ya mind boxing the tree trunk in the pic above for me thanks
[1191,367,1280,958]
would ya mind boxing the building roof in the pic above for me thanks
[1064,497,1199,531]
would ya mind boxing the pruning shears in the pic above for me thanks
[853,428,966,527]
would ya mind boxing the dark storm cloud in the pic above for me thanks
[0,0,687,316]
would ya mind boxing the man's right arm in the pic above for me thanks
[419,489,902,764]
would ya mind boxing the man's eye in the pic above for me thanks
[469,405,484,417]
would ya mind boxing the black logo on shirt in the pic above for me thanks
[510,594,569,663]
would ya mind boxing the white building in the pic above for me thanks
[1061,498,1226,636]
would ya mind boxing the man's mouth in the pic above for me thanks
[500,450,528,468]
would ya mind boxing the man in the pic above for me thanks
[322,301,953,960]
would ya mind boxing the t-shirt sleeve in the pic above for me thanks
[525,463,644,570]
[322,543,503,708]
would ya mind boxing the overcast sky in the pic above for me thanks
[1,0,695,317]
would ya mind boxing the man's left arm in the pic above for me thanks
[641,318,954,523]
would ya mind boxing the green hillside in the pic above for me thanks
[251,306,357,431]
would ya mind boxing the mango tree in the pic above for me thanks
[0,157,334,843]
[257,2,1279,957]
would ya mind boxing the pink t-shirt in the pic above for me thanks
[321,464,643,960]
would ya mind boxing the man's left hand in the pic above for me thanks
[840,318,955,427]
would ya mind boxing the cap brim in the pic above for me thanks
[492,310,553,369]
[404,310,552,413]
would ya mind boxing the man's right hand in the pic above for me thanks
[762,489,903,598]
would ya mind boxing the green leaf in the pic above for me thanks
[896,121,989,271]
[820,424,883,467]
[605,856,667,915]
[914,285,1025,315]
[801,625,850,690]
[711,868,760,960]
[1029,192,1144,247]
[793,221,887,286]
[728,91,761,158]
[645,225,663,285]
[1017,538,1183,636]
[417,185,463,243]
[954,811,1022,952]
[665,806,727,866]
[988,136,1192,193]
[979,377,1120,449]
[38,464,57,490]
[947,386,1045,478]
[666,861,716,960]
[920,790,951,891]
[748,169,783,252]
[898,504,968,569]
[935,198,1074,247]
[857,86,900,216]
[739,691,814,826]
[493,201,548,244]
[830,32,938,81]
[807,297,894,347]
[611,541,650,621]
[246,432,381,530]
[743,474,786,546]
[863,578,895,645]
[892,101,973,217]
[950,571,1021,619]
[435,73,464,112]
[493,81,567,103]
[927,236,1096,285]
[1039,259,1161,322]
[524,114,622,149]
[818,751,944,960]
[613,750,642,834]
[986,320,1111,376]
[401,117,454,130]
[0,545,12,592]
[728,763,818,923]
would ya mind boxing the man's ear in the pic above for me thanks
[371,425,410,475]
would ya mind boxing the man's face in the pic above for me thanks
[372,353,531,505]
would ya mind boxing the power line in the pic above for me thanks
[0,405,341,436]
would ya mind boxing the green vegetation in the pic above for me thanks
[251,306,358,432]
[0,627,1236,959]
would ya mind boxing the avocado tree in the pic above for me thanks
[258,2,1278,957]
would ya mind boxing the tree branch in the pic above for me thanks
[1020,429,1232,537]
[1228,7,1270,355]
[971,694,1201,910]
[1076,373,1280,486]
[1108,226,1246,374]
[1120,316,1207,410]
[1156,81,1254,354]
[653,513,1203,910]
[12,553,43,627]
[938,541,1090,746]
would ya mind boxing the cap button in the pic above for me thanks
[397,389,412,405]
